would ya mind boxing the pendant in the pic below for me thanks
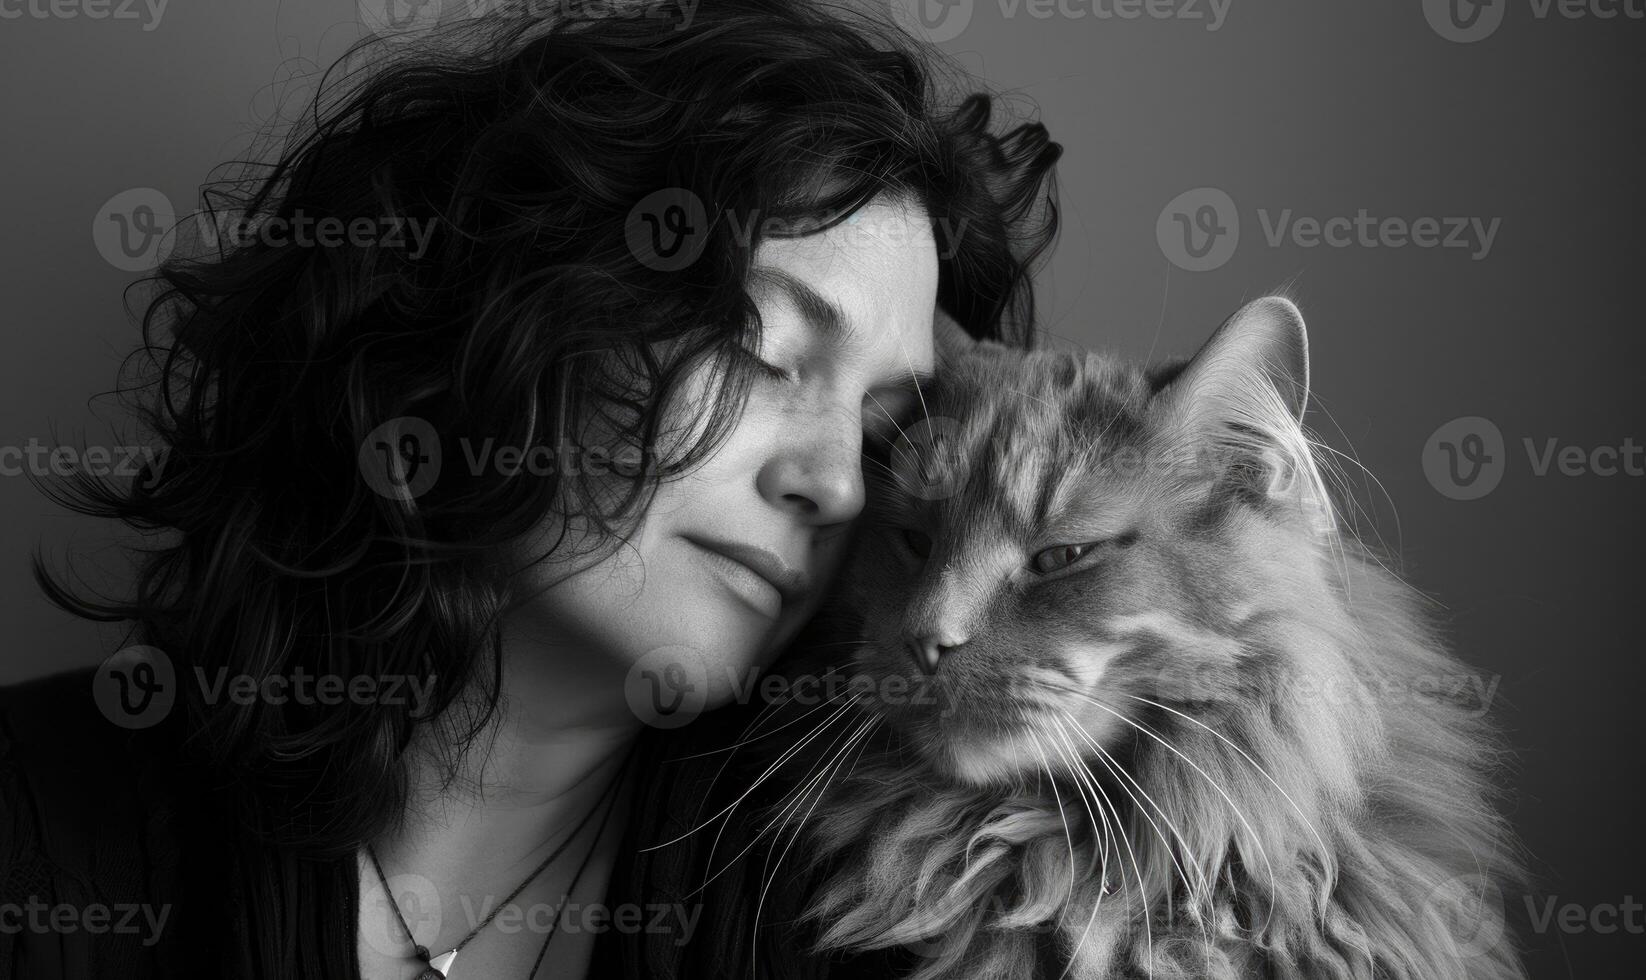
[415,948,458,979]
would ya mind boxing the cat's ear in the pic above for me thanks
[1155,296,1310,431]
[1153,297,1323,511]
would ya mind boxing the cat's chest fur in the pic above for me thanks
[761,299,1524,980]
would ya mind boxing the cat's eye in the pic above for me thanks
[1030,541,1098,575]
[902,528,933,559]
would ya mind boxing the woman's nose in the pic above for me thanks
[755,404,865,526]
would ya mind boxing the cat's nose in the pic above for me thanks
[906,635,966,675]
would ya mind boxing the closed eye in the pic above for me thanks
[736,344,796,382]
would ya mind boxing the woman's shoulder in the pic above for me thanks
[0,665,173,818]
[0,666,186,978]
[2,664,130,750]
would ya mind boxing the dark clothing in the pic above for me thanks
[0,667,894,980]
[0,668,366,978]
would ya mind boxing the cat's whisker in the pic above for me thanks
[1026,727,1079,933]
[670,685,853,762]
[686,697,870,901]
[863,448,940,501]
[1035,719,1117,980]
[861,389,927,470]
[1054,714,1182,902]
[1124,693,1331,859]
[766,715,880,875]
[896,342,938,451]
[859,453,898,479]
[1058,709,1209,907]
[1096,710,1280,937]
[757,711,873,845]
[1043,717,1156,980]
[716,692,863,831]
[1030,711,1110,864]
[859,432,927,491]
[734,667,858,746]
[861,388,901,429]
[1056,712,1220,974]
[671,666,860,854]
[1034,715,1112,879]
[864,432,924,480]
[1032,682,1281,934]
[736,660,858,735]
[751,716,880,979]
[647,692,863,854]
[779,298,1525,978]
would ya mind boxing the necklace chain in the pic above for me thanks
[366,748,633,978]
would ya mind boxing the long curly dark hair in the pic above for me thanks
[36,0,1058,937]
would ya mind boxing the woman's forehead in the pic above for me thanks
[749,201,938,370]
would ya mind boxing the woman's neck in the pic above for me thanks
[373,621,644,906]
[357,625,645,978]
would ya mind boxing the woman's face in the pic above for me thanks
[514,195,939,722]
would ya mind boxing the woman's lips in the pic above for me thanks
[683,535,809,619]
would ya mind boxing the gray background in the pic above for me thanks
[1,0,1640,974]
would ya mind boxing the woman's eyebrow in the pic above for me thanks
[749,266,933,387]
[749,267,855,348]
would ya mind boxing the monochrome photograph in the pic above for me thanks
[0,1,1639,977]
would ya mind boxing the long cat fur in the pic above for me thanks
[767,297,1525,979]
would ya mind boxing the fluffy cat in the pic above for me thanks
[763,297,1525,979]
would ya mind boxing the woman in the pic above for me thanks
[0,1,1059,977]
